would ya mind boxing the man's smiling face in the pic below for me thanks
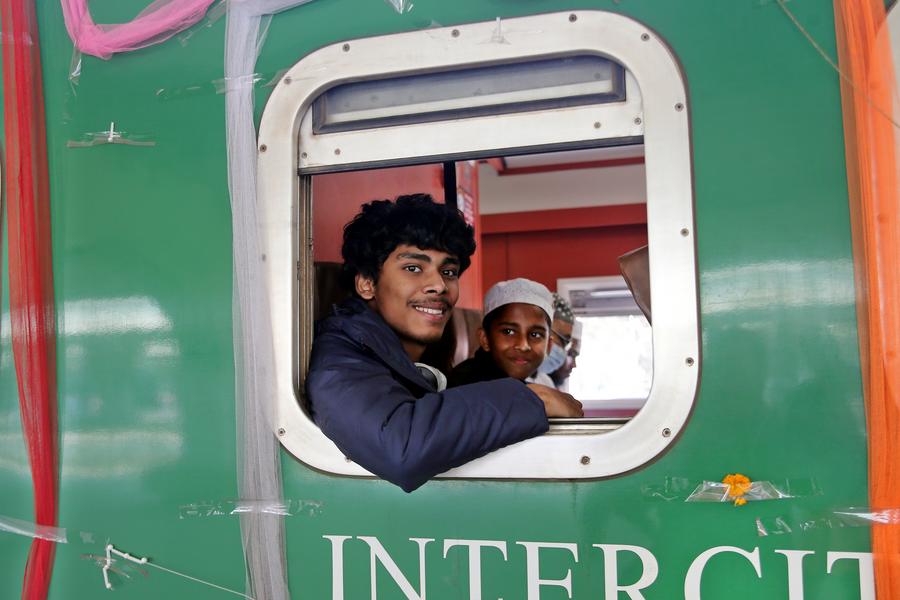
[356,244,460,360]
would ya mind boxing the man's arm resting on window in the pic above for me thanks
[307,339,549,492]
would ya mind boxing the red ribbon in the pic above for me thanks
[1,1,59,599]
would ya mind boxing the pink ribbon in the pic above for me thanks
[60,0,215,59]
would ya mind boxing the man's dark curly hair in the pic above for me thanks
[341,193,476,292]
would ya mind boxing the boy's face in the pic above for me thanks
[550,317,573,351]
[356,244,460,359]
[479,303,549,380]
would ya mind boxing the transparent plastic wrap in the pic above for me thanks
[224,2,317,599]
[641,476,697,501]
[757,508,900,537]
[0,515,67,544]
[834,508,900,526]
[68,48,82,89]
[643,475,820,506]
[384,0,413,14]
[66,122,156,148]
[212,73,265,95]
[178,0,227,46]
[686,475,794,506]
[60,0,217,59]
[178,499,323,519]
[155,71,278,103]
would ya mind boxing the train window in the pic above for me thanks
[257,11,698,481]
[312,55,625,133]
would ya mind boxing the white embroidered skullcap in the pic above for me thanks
[483,278,554,322]
[571,319,584,339]
[551,292,575,324]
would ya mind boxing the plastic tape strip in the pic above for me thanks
[686,480,795,503]
[642,476,822,502]
[0,515,67,544]
[178,499,323,519]
[757,508,900,537]
[67,122,156,148]
[384,0,413,14]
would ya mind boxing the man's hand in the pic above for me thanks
[526,384,584,418]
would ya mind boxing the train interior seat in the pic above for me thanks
[618,245,652,324]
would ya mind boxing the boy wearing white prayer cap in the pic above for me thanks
[449,278,558,386]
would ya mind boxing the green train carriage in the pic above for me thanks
[1,0,897,598]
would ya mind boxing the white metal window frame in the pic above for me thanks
[257,10,699,480]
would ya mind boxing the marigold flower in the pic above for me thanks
[723,473,752,498]
[734,497,748,507]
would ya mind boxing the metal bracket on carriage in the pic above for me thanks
[102,544,148,590]
[67,122,156,148]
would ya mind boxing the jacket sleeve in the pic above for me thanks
[307,332,549,492]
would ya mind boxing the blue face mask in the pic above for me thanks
[538,343,567,375]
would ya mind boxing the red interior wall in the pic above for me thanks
[481,204,648,292]
[313,165,445,262]
[455,161,482,310]
[312,164,483,309]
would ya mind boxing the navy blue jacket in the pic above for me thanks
[307,298,549,492]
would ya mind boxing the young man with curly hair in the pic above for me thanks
[307,194,582,492]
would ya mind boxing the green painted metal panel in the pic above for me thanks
[0,0,871,598]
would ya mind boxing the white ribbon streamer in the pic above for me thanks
[224,1,315,598]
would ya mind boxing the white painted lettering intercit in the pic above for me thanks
[516,541,579,600]
[323,535,352,600]
[593,544,658,599]
[775,549,814,600]
[684,546,761,599]
[323,535,874,599]
[827,551,875,600]
[358,536,434,600]
[443,539,508,600]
